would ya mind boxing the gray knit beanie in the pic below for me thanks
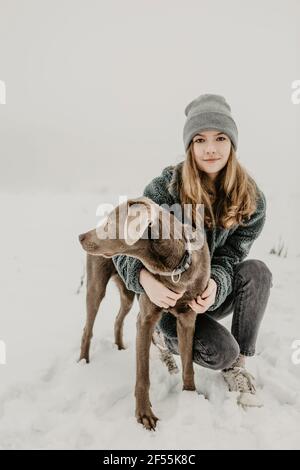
[183,93,238,152]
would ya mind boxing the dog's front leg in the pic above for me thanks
[135,294,162,431]
[176,311,197,391]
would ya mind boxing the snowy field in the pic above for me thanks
[0,189,299,450]
[1,0,300,452]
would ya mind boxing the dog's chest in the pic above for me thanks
[169,295,195,315]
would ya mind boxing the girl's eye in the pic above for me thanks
[194,136,227,144]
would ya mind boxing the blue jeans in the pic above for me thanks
[159,259,273,370]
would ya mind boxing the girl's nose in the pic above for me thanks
[205,140,217,152]
[206,147,216,155]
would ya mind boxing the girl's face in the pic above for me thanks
[192,130,231,181]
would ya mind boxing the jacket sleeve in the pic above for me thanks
[112,170,173,294]
[207,190,267,311]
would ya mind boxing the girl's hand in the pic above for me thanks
[139,268,185,309]
[188,278,217,314]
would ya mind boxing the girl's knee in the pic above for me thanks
[194,336,240,370]
[236,259,273,287]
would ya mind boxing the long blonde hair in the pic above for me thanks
[179,144,259,229]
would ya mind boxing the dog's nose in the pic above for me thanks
[79,233,86,243]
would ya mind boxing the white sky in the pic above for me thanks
[1,2,300,449]
[0,0,299,194]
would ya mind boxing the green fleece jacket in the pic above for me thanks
[112,160,266,311]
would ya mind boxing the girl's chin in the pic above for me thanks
[201,166,220,172]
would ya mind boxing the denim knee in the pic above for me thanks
[165,335,240,371]
[193,336,240,370]
[235,259,273,288]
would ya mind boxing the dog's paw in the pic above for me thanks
[77,356,89,364]
[136,408,159,431]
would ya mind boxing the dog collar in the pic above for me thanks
[146,225,193,283]
[170,236,193,283]
[153,234,192,283]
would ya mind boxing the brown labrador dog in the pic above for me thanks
[78,196,210,430]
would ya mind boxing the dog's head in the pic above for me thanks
[78,196,204,257]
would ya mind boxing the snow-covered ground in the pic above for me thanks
[0,190,299,450]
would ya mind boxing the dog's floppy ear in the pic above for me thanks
[124,198,157,246]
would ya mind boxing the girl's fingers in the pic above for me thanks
[188,300,205,314]
[165,290,183,301]
[201,292,210,300]
[201,280,217,299]
[188,301,196,310]
[196,296,206,306]
[200,290,208,299]
[159,301,170,309]
[164,297,176,307]
[201,287,214,299]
